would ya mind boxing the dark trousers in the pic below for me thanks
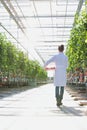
[55,86,64,102]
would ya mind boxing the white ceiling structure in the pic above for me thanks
[0,0,85,65]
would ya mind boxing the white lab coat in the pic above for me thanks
[44,52,68,87]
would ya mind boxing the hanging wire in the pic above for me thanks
[49,0,54,36]
[31,0,45,41]
[62,0,68,42]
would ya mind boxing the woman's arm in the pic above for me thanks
[44,56,55,68]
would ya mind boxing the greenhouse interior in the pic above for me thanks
[0,0,87,87]
[0,0,87,129]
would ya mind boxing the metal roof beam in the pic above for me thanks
[38,40,67,42]
[40,34,70,36]
[35,26,72,28]
[0,22,28,52]
[0,0,25,33]
[35,49,45,63]
[16,14,74,18]
[76,0,84,15]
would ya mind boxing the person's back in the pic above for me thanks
[44,44,68,106]
[53,53,68,69]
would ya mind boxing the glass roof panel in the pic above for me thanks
[0,0,85,65]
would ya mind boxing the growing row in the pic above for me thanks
[66,8,87,73]
[0,33,47,87]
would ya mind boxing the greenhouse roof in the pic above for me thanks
[0,0,85,65]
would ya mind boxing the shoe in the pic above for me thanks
[57,102,62,106]
[59,102,62,105]
[56,97,63,106]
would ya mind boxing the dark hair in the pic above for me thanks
[58,44,64,52]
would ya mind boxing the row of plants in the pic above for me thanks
[66,7,87,84]
[0,33,47,87]
[66,9,87,72]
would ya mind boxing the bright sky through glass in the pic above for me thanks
[0,0,85,65]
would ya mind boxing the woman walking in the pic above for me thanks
[44,45,68,106]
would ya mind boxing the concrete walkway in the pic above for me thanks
[0,83,87,130]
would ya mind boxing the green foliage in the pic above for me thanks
[66,9,87,72]
[0,33,7,71]
[0,32,47,86]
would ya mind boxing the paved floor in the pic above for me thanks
[0,83,87,130]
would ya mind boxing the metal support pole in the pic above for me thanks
[85,0,87,13]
